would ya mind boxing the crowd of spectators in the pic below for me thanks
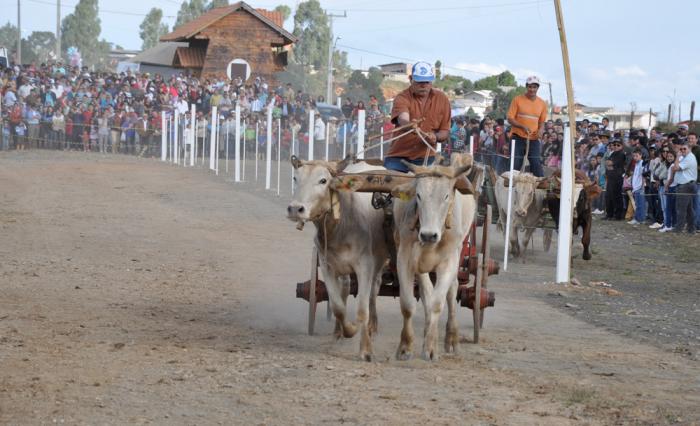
[0,60,391,159]
[449,116,699,235]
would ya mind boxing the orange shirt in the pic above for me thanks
[387,87,451,160]
[507,94,547,140]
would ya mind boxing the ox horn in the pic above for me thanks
[452,164,472,179]
[291,155,303,169]
[333,155,353,175]
[400,159,419,174]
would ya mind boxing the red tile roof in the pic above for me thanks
[160,1,295,44]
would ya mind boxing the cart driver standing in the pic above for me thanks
[384,61,451,173]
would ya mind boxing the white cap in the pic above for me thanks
[526,75,541,86]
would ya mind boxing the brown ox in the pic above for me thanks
[391,156,476,361]
[545,169,602,261]
[287,157,388,361]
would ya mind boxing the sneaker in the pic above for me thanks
[649,222,663,229]
[658,226,673,233]
[592,209,604,215]
[627,219,640,225]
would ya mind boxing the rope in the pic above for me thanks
[354,127,416,158]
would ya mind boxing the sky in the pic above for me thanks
[2,0,698,120]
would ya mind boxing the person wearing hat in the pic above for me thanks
[506,75,547,176]
[383,61,450,172]
[604,139,627,220]
[671,140,697,233]
[677,123,689,142]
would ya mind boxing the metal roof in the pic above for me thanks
[174,46,206,68]
[129,42,188,66]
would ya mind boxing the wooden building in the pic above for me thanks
[158,2,296,81]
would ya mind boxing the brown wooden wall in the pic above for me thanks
[198,10,289,82]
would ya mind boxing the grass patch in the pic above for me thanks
[564,387,597,407]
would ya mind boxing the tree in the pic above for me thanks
[139,8,169,50]
[490,86,526,120]
[434,74,470,94]
[206,0,228,10]
[0,22,19,52]
[274,5,292,22]
[474,70,517,91]
[292,0,330,70]
[175,0,206,29]
[497,70,517,87]
[61,0,107,67]
[435,60,442,80]
[25,31,57,63]
[465,107,478,120]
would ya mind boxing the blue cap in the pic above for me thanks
[411,61,435,82]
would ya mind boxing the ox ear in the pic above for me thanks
[536,177,551,190]
[331,155,353,176]
[291,155,303,169]
[584,183,603,199]
[391,182,416,201]
[452,164,472,179]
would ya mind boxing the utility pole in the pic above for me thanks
[326,11,346,105]
[690,101,695,124]
[547,81,554,119]
[553,0,576,284]
[17,0,21,65]
[667,104,672,124]
[56,0,61,60]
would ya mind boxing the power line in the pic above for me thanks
[328,0,544,13]
[25,0,177,18]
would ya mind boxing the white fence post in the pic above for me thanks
[190,105,196,167]
[357,110,366,159]
[242,120,247,181]
[210,106,218,172]
[503,139,516,271]
[265,106,273,190]
[277,118,281,196]
[325,121,330,161]
[291,130,296,194]
[308,109,315,161]
[161,111,167,161]
[556,126,574,284]
[173,112,179,165]
[234,103,241,182]
[342,122,347,158]
[255,122,259,181]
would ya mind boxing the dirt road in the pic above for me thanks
[1,151,698,425]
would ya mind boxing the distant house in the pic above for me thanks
[452,90,494,118]
[556,104,657,129]
[128,42,188,77]
[378,62,411,83]
[130,2,296,81]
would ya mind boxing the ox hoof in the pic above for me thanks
[422,348,439,362]
[583,252,592,261]
[396,346,413,361]
[360,352,375,363]
[444,336,459,354]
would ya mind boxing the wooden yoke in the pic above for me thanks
[331,170,476,196]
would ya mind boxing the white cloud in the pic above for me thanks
[613,65,647,77]
[586,67,611,80]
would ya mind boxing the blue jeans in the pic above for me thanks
[633,189,646,222]
[384,156,435,173]
[659,185,667,225]
[664,186,677,228]
[512,135,543,177]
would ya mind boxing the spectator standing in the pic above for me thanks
[672,142,697,234]
[687,132,700,230]
[660,150,679,232]
[604,140,626,220]
[628,149,646,225]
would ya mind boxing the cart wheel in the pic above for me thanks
[308,246,319,335]
[543,229,553,252]
[474,205,491,343]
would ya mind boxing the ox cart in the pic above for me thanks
[294,161,500,343]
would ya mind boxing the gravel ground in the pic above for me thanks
[1,150,699,425]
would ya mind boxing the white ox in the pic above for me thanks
[494,171,547,257]
[287,156,388,361]
[391,156,476,361]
